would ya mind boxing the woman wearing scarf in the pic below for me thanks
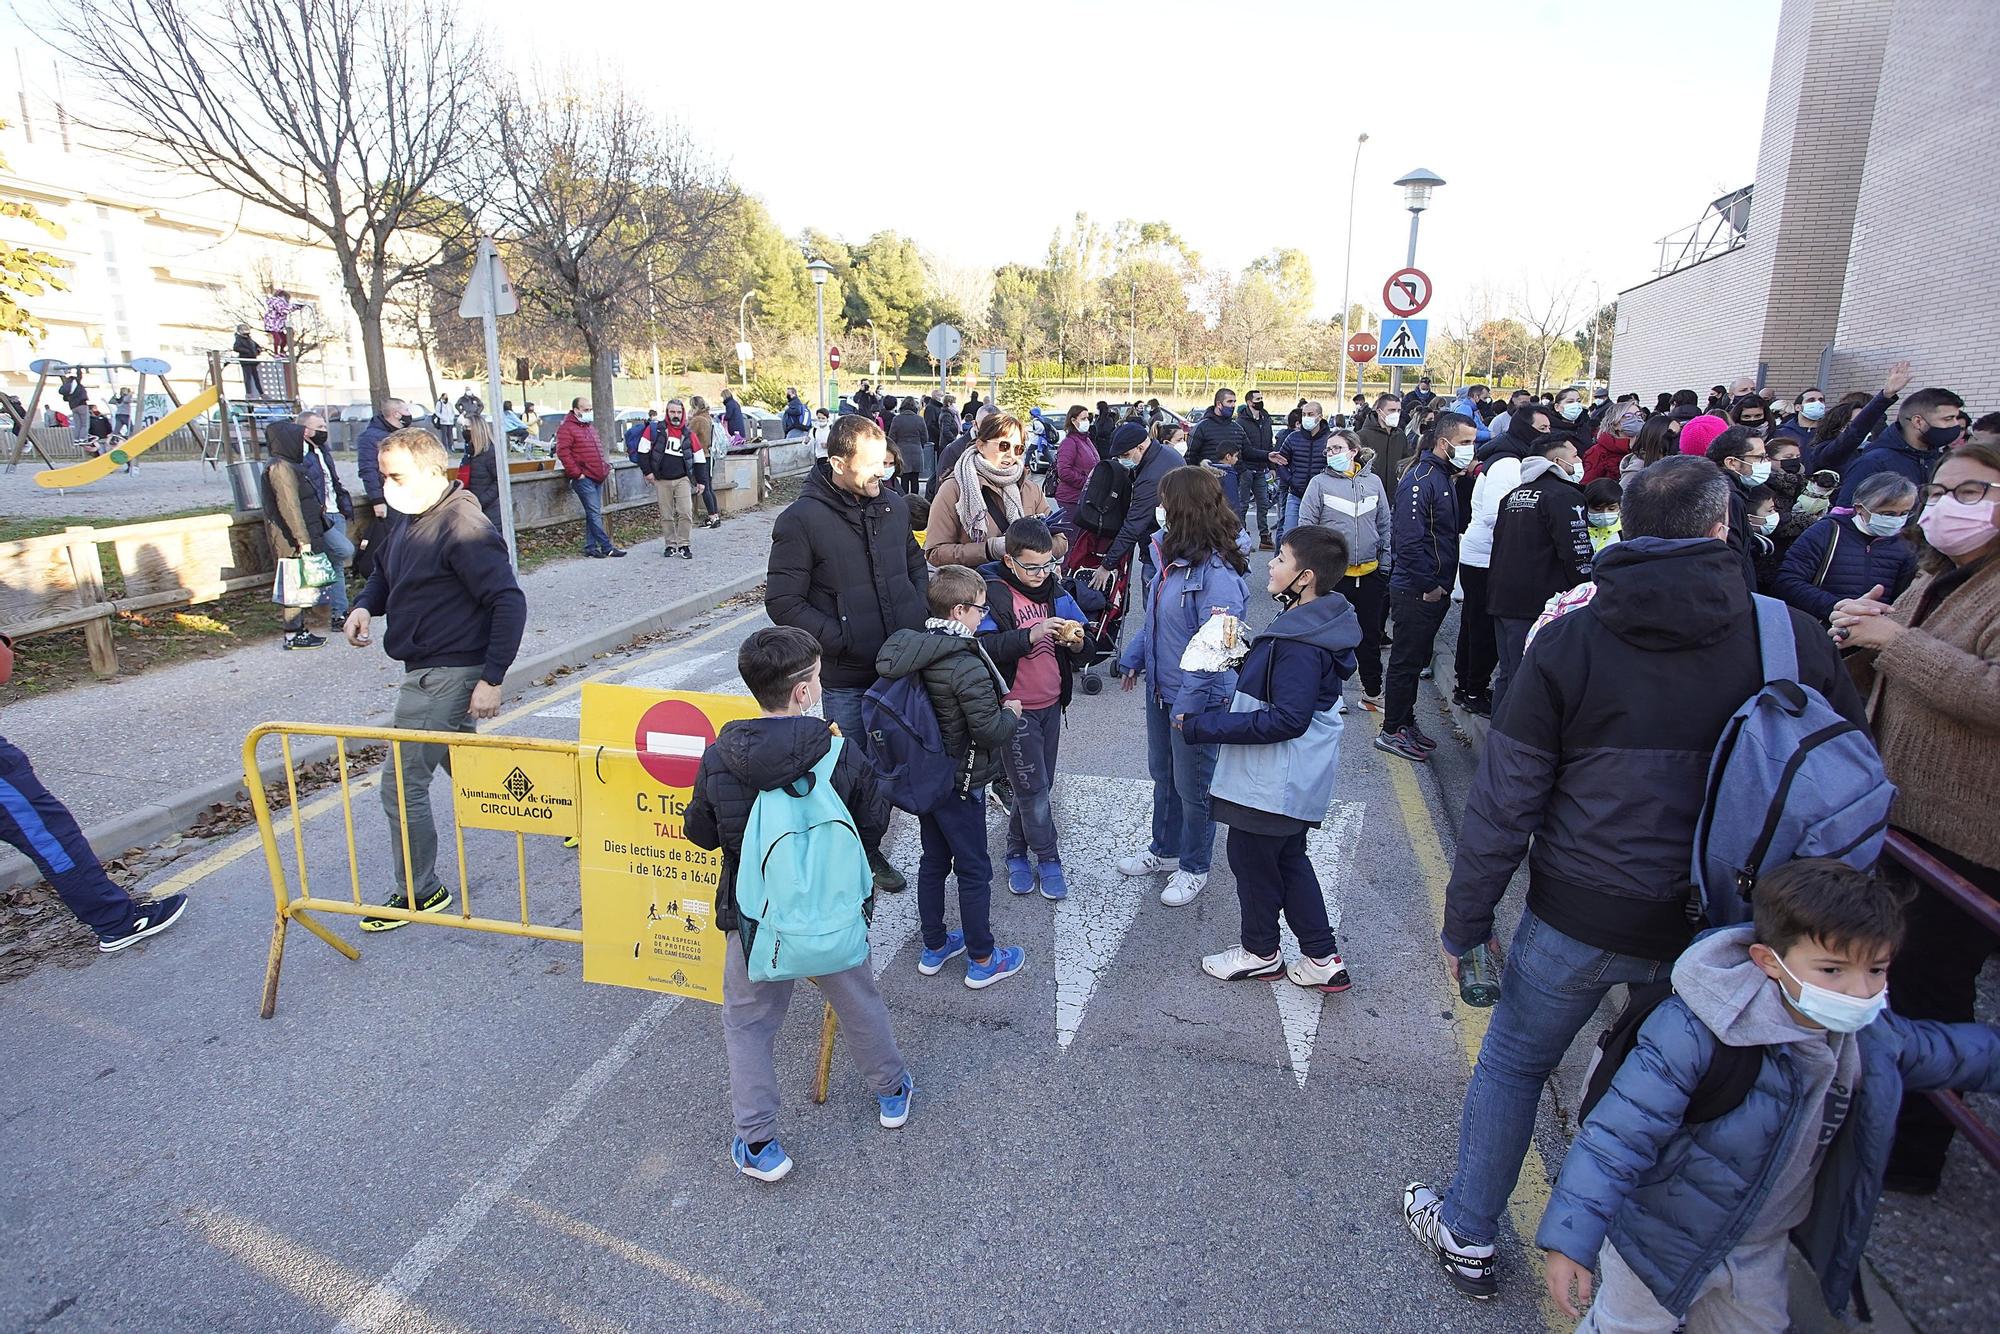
[925,412,1063,569]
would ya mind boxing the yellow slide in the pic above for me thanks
[36,383,223,488]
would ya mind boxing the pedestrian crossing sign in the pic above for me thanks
[1378,318,1428,366]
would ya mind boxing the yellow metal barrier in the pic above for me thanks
[242,720,843,1101]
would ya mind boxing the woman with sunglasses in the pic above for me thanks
[1829,439,2000,1196]
[925,412,1062,568]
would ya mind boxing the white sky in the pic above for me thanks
[487,0,1782,326]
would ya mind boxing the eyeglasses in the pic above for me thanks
[1924,479,2000,505]
[962,601,988,612]
[1010,557,1055,574]
[991,441,1025,457]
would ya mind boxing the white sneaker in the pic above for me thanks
[1402,1181,1497,1300]
[1338,699,1351,715]
[1118,849,1172,877]
[1201,945,1283,981]
[1287,953,1353,992]
[1160,871,1206,906]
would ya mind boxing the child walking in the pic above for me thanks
[976,517,1098,901]
[1182,525,1361,991]
[1537,858,2000,1330]
[684,627,914,1183]
[875,565,1028,988]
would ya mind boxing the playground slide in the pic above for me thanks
[35,383,223,488]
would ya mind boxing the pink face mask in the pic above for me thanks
[1919,496,1998,556]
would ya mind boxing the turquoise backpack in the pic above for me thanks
[735,735,872,982]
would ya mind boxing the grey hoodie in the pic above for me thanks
[1672,926,1861,1241]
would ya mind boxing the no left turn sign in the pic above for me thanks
[1384,267,1432,318]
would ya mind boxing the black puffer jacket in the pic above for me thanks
[684,715,890,932]
[1186,407,1248,468]
[887,409,927,476]
[767,462,929,689]
[1441,537,1866,962]
[875,626,1018,790]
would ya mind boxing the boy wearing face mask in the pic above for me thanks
[1538,858,2000,1330]
[1298,429,1392,709]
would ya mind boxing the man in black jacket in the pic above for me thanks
[1234,389,1278,549]
[1703,425,1771,594]
[342,429,526,930]
[1185,388,1245,468]
[1402,456,1867,1301]
[766,414,926,892]
[1483,434,1593,710]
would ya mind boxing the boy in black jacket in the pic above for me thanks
[684,627,912,1184]
[875,565,1027,990]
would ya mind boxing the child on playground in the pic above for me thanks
[874,564,1027,989]
[683,626,913,1184]
[975,517,1097,901]
[1537,858,2000,1330]
[1181,524,1360,991]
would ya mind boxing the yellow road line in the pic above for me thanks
[149,604,767,900]
[1384,756,1564,1330]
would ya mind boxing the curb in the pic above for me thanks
[0,571,770,892]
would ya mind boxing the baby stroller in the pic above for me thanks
[1061,527,1133,696]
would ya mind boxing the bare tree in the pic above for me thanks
[213,257,337,364]
[1512,274,1585,393]
[484,80,735,432]
[53,0,485,399]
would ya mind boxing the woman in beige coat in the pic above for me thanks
[1829,436,2000,1193]
[688,395,723,530]
[925,411,1065,568]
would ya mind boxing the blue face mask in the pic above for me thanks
[1801,400,1827,421]
[1862,511,1907,538]
[1116,454,1140,470]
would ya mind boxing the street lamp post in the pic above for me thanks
[1389,168,1445,399]
[807,259,834,411]
[1335,131,1368,422]
[737,289,757,388]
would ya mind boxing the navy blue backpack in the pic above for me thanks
[1690,595,1896,927]
[859,675,956,815]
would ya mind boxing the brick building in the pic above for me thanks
[1610,0,1997,411]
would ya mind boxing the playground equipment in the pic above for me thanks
[34,384,222,487]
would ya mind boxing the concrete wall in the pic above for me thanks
[1829,0,2000,408]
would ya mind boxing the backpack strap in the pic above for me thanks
[1751,594,1798,685]
[1811,521,1841,589]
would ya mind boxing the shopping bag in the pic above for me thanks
[271,558,321,607]
[298,551,338,587]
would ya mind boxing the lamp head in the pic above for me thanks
[1395,167,1446,213]
[806,258,834,287]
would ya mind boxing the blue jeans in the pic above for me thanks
[1273,491,1303,549]
[916,790,994,958]
[821,685,867,745]
[999,703,1062,862]
[570,476,612,554]
[0,736,137,934]
[1441,909,1669,1245]
[1237,468,1277,539]
[317,513,354,620]
[1144,692,1217,875]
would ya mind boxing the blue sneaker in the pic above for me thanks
[878,1073,915,1129]
[1006,854,1035,895]
[1038,860,1068,901]
[731,1136,792,1182]
[965,944,1026,990]
[918,930,967,976]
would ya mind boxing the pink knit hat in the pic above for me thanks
[1677,414,1730,459]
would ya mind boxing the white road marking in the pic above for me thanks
[330,993,682,1334]
[534,652,728,718]
[1048,776,1154,1049]
[1268,801,1366,1088]
[868,826,924,979]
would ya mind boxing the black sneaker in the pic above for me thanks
[284,631,326,650]
[680,545,695,561]
[706,516,722,530]
[96,893,188,952]
[360,885,452,932]
[1403,1182,1498,1299]
[1373,727,1429,762]
[607,548,628,558]
[1463,692,1493,718]
[1451,686,1474,710]
[869,850,907,894]
[585,549,608,559]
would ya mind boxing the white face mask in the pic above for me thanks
[1451,444,1476,468]
[1559,401,1584,421]
[382,476,446,515]
[1301,414,1321,431]
[1774,954,1889,1033]
[1155,505,1168,530]
[1382,411,1401,428]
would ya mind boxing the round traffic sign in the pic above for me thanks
[1347,331,1378,364]
[827,344,843,370]
[634,699,716,789]
[1383,267,1432,318]
[924,323,963,361]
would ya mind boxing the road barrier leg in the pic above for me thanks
[814,1000,839,1105]
[259,905,360,1020]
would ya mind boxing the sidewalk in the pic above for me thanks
[0,505,778,889]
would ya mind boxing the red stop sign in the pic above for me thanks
[828,344,843,370]
[634,699,716,789]
[1347,331,1378,364]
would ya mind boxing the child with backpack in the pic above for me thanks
[1538,858,2000,1330]
[874,565,1028,989]
[976,517,1096,901]
[684,627,914,1184]
[1180,525,1361,990]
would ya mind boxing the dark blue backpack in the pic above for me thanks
[859,675,956,815]
[1691,595,1896,927]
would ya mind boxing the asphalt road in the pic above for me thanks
[0,566,1609,1333]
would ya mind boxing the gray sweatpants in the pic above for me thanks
[1576,1238,1790,1333]
[380,664,483,898]
[722,933,907,1144]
